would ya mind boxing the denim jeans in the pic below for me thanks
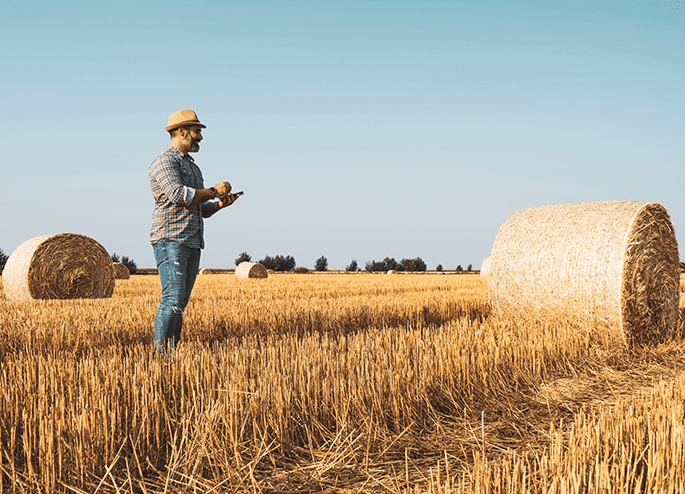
[152,240,201,349]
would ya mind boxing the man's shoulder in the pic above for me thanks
[150,146,183,168]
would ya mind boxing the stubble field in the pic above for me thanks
[1,273,685,493]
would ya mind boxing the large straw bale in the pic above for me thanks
[488,201,679,344]
[235,262,268,279]
[3,233,115,301]
[113,262,130,280]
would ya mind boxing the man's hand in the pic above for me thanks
[218,191,244,208]
[212,181,232,197]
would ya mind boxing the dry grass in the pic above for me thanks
[1,273,685,492]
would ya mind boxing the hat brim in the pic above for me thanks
[165,121,207,132]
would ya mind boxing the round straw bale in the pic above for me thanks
[199,268,213,275]
[113,262,130,280]
[387,270,398,275]
[488,201,679,344]
[235,262,268,279]
[3,233,115,301]
[480,256,492,282]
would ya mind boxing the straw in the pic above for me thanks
[3,233,115,301]
[487,201,679,344]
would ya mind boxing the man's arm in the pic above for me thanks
[190,181,232,205]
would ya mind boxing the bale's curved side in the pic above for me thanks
[480,256,492,282]
[235,262,268,279]
[621,203,680,344]
[113,263,131,280]
[3,233,115,301]
[488,201,679,344]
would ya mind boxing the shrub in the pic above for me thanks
[346,260,359,272]
[235,252,252,266]
[0,248,8,275]
[456,265,463,272]
[259,255,297,272]
[293,267,309,274]
[436,264,443,272]
[467,264,473,272]
[314,256,328,272]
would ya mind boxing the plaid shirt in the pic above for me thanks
[149,145,208,249]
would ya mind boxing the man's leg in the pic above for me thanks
[153,240,198,349]
[173,246,201,343]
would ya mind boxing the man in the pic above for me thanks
[149,109,237,350]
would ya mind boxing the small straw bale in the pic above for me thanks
[235,262,268,279]
[267,269,275,275]
[199,268,213,275]
[480,256,492,282]
[3,233,115,301]
[113,262,130,280]
[488,201,679,345]
[387,270,398,275]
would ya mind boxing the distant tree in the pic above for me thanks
[120,256,138,274]
[456,265,463,272]
[0,249,8,275]
[235,251,252,266]
[111,253,121,264]
[467,264,472,272]
[346,259,359,272]
[384,257,398,271]
[365,260,387,272]
[314,256,328,272]
[399,257,427,272]
[436,264,443,272]
[259,254,296,272]
[681,261,685,272]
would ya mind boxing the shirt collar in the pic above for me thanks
[166,145,195,163]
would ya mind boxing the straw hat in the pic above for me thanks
[165,110,206,132]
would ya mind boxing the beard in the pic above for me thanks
[183,135,200,153]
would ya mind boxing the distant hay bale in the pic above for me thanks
[199,268,213,275]
[3,233,115,301]
[480,256,492,282]
[488,201,679,345]
[113,262,130,280]
[235,262,268,279]
[267,269,275,274]
[387,270,398,275]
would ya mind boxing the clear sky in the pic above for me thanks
[2,0,683,270]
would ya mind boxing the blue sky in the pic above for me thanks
[2,1,683,270]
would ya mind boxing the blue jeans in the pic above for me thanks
[152,240,201,349]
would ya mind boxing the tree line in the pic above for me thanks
[0,248,482,276]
